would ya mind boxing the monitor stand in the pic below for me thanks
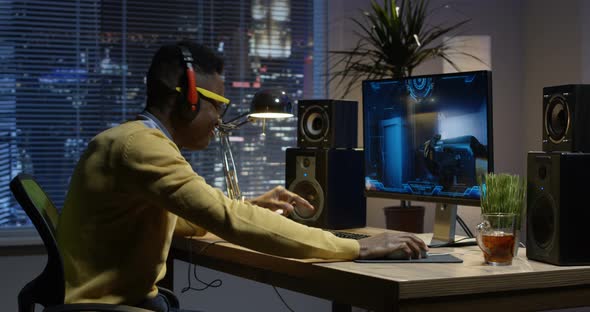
[431,203,457,245]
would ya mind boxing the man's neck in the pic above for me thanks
[145,106,176,142]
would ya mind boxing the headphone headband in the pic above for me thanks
[178,45,199,109]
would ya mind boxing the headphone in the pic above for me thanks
[177,45,201,120]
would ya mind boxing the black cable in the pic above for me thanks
[184,271,222,291]
[181,236,226,293]
[456,215,475,238]
[457,217,473,238]
[272,286,295,312]
[181,233,296,311]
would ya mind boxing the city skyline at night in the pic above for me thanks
[0,0,321,227]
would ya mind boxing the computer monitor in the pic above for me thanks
[362,70,493,242]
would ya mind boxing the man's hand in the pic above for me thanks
[248,186,314,216]
[357,232,428,259]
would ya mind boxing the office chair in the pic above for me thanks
[10,173,180,312]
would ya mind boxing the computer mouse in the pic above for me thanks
[384,249,429,260]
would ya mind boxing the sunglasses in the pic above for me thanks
[176,87,230,116]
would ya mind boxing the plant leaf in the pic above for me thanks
[328,0,482,98]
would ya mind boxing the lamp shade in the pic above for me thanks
[249,89,293,118]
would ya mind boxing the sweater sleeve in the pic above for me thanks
[120,129,359,260]
[174,217,208,237]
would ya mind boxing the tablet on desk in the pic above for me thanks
[354,253,463,263]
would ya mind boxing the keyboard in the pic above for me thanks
[327,230,370,240]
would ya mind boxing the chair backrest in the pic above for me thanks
[10,173,65,312]
[10,173,180,312]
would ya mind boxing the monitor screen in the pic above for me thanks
[362,70,493,206]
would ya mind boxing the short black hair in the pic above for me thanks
[146,40,224,106]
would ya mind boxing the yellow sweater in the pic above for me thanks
[56,120,359,305]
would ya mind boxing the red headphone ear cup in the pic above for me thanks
[176,90,200,121]
[186,67,198,107]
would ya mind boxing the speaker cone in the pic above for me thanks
[530,192,556,249]
[300,105,329,142]
[288,179,324,221]
[545,95,570,143]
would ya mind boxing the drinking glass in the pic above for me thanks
[476,213,516,266]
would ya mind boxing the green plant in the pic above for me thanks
[480,173,526,227]
[329,0,482,97]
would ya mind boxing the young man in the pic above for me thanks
[56,41,427,311]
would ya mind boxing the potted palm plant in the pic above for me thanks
[329,0,483,232]
[329,0,482,97]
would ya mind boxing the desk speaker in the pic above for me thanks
[297,99,358,148]
[285,147,366,229]
[543,84,590,152]
[526,151,590,265]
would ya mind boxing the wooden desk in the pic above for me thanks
[167,227,590,311]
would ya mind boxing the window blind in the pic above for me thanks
[0,0,324,229]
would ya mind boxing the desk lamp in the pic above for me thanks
[217,89,293,200]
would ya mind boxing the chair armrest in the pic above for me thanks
[157,286,180,308]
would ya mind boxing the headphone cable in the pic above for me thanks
[181,229,226,293]
[272,286,295,312]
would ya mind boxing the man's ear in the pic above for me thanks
[175,91,201,122]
